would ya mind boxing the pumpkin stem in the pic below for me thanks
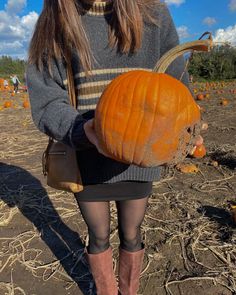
[153,32,213,73]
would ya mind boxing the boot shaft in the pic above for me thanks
[118,245,145,295]
[85,246,118,295]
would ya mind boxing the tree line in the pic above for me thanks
[187,44,236,81]
[0,44,236,82]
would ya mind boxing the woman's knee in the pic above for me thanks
[118,226,142,250]
[88,227,110,249]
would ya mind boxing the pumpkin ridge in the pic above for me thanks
[176,80,185,161]
[100,77,119,149]
[169,79,200,164]
[150,73,164,165]
[148,72,162,166]
[171,78,189,163]
[111,73,134,158]
[100,73,129,155]
[120,72,145,162]
[136,72,159,166]
[129,72,152,165]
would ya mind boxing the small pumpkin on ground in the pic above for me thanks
[220,99,229,106]
[176,163,199,173]
[95,34,213,167]
[4,101,12,108]
[192,144,207,158]
[23,100,30,108]
[196,94,205,101]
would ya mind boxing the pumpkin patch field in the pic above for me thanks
[0,80,236,295]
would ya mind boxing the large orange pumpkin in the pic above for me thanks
[95,34,213,167]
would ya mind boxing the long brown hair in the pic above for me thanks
[28,0,159,75]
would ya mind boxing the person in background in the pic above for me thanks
[10,74,21,93]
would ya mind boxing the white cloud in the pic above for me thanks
[213,25,236,46]
[0,40,24,51]
[0,0,38,58]
[21,11,38,28]
[21,11,38,38]
[164,0,185,6]
[203,17,217,26]
[229,0,236,11]
[5,0,26,14]
[177,26,190,39]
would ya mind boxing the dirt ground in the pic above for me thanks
[0,81,236,295]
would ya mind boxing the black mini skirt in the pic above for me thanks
[74,181,153,202]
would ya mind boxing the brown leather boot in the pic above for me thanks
[85,246,118,295]
[118,244,145,295]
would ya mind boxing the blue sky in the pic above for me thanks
[0,0,236,59]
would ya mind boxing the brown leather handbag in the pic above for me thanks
[42,66,83,193]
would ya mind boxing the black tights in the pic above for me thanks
[77,197,149,254]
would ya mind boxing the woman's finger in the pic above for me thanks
[189,135,204,155]
[86,118,94,129]
[194,135,203,146]
[84,119,97,146]
[84,119,109,156]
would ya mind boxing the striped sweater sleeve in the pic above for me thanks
[26,60,94,150]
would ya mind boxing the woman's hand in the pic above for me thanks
[83,119,110,157]
[189,121,207,155]
[189,134,204,156]
[194,134,203,146]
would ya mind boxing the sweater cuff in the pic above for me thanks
[71,118,94,151]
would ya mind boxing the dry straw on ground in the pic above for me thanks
[0,84,236,294]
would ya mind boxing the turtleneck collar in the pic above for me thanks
[80,0,113,16]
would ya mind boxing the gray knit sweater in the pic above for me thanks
[26,1,189,185]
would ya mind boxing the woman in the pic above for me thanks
[26,1,203,294]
